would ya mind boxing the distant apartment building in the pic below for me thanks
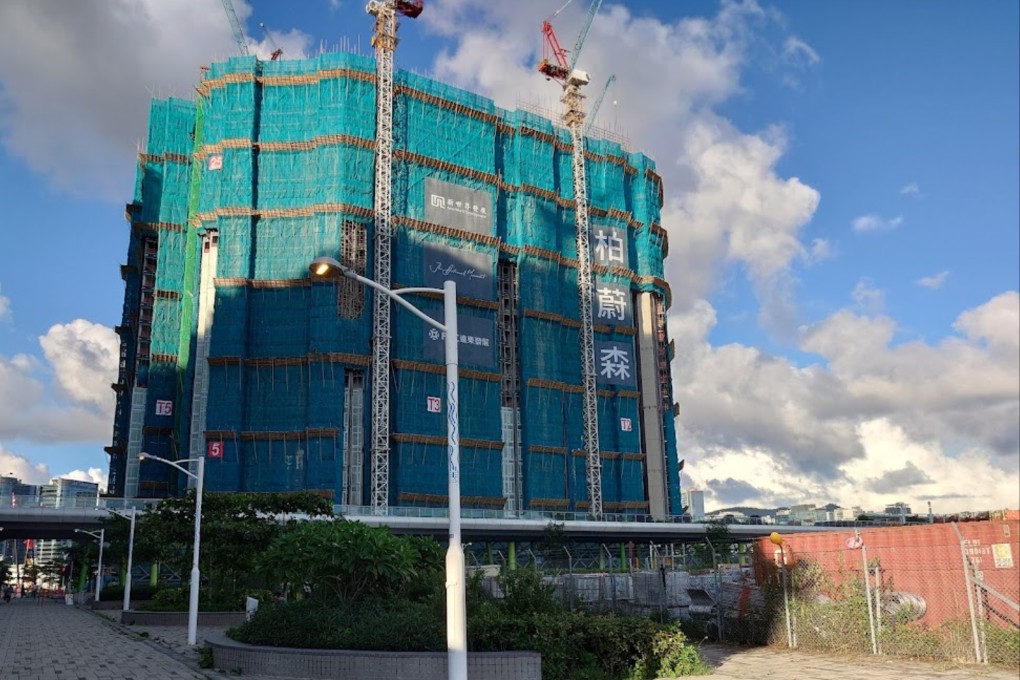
[0,476,99,567]
[681,488,705,520]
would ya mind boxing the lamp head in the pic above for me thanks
[309,256,350,279]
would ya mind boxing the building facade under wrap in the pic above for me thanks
[106,51,682,519]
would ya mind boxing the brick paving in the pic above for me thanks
[0,596,1016,679]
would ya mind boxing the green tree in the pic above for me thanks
[134,491,334,604]
[255,518,442,602]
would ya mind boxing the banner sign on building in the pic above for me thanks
[425,178,492,235]
[595,340,636,387]
[423,313,496,369]
[422,242,494,300]
[593,282,632,325]
[207,441,224,459]
[155,399,173,416]
[426,396,442,413]
[592,225,628,268]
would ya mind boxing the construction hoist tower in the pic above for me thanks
[539,0,604,517]
[365,0,423,513]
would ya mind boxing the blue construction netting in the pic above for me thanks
[119,50,680,514]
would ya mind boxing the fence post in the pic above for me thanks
[951,523,984,663]
[861,542,878,655]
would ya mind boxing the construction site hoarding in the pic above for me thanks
[425,177,492,235]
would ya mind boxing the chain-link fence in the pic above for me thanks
[467,520,1020,668]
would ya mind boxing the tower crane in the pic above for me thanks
[584,73,615,134]
[537,0,605,518]
[259,22,284,60]
[219,0,249,57]
[364,0,423,517]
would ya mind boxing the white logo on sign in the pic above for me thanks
[429,193,486,219]
[208,155,223,171]
[594,228,626,264]
[155,399,173,416]
[596,286,627,321]
[620,418,632,432]
[599,347,631,381]
[427,396,442,413]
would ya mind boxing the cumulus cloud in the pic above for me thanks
[39,319,119,413]
[0,321,117,445]
[853,213,904,232]
[916,271,949,289]
[676,293,1019,514]
[0,0,311,200]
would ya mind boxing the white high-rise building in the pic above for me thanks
[681,488,705,521]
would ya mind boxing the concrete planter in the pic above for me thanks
[120,610,248,627]
[205,630,541,680]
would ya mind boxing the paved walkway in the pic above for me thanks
[0,597,1017,679]
[699,643,1020,679]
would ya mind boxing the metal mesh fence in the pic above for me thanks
[467,520,1020,668]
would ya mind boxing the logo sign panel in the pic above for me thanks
[422,243,494,300]
[155,399,174,416]
[591,225,628,268]
[426,396,442,413]
[595,340,636,387]
[620,417,632,432]
[424,313,495,369]
[594,282,632,326]
[425,178,492,235]
[207,441,224,459]
[207,154,223,171]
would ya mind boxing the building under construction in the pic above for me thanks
[106,32,682,518]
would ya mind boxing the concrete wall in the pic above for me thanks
[206,631,541,680]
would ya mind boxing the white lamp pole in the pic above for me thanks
[310,256,467,680]
[75,528,106,602]
[139,453,205,646]
[109,507,137,611]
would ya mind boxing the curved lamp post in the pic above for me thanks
[139,453,205,646]
[75,528,105,602]
[309,256,467,680]
[109,508,137,611]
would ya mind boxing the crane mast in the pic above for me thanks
[365,0,422,514]
[538,0,604,518]
[219,0,249,57]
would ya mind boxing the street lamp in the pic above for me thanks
[109,507,137,611]
[139,453,205,646]
[75,528,105,602]
[309,255,467,680]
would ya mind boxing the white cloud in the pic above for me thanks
[0,320,117,445]
[851,278,884,312]
[852,213,904,232]
[916,270,949,289]
[0,0,309,201]
[900,182,921,196]
[806,237,833,264]
[782,36,820,66]
[38,319,119,413]
[0,442,51,485]
[0,284,9,322]
[676,293,1020,514]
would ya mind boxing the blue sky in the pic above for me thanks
[0,0,1016,513]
